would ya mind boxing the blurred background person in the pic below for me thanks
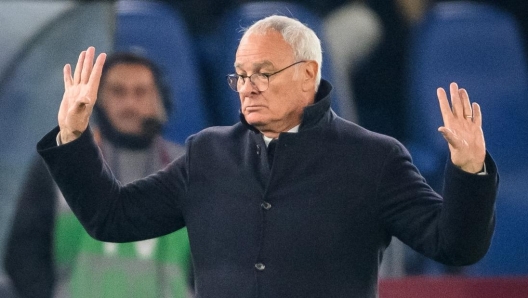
[4,52,193,298]
[323,0,384,124]
[352,0,429,141]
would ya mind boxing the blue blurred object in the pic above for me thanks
[406,1,528,275]
[209,1,342,126]
[0,2,113,278]
[115,0,208,144]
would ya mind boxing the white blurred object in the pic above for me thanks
[323,2,383,123]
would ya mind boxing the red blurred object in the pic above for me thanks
[379,276,528,298]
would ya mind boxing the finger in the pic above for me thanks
[438,126,461,149]
[81,47,95,84]
[437,87,452,126]
[472,102,482,127]
[73,51,86,84]
[449,82,462,117]
[459,88,472,119]
[87,53,107,101]
[63,64,72,89]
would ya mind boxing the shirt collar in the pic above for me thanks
[262,125,299,146]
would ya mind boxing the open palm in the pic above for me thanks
[58,47,106,144]
[437,82,486,173]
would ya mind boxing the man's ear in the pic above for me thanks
[301,60,318,92]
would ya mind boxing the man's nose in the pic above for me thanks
[120,91,137,105]
[238,77,258,95]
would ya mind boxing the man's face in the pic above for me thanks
[235,30,315,136]
[98,63,165,135]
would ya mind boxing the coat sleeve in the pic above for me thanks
[4,156,56,298]
[36,126,188,242]
[377,141,498,266]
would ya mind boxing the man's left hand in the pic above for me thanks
[437,82,486,174]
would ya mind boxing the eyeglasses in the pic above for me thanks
[226,61,306,92]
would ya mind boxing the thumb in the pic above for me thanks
[74,95,92,107]
[438,127,460,148]
[71,95,94,116]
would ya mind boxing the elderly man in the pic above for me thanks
[36,16,497,297]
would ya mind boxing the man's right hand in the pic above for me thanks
[58,46,106,144]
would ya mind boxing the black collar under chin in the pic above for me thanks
[239,79,333,134]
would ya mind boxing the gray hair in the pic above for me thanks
[242,15,322,91]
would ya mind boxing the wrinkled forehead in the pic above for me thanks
[235,31,294,70]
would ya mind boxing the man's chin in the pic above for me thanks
[245,117,267,128]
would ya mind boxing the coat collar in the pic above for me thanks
[240,79,333,133]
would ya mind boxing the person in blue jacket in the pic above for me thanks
[36,15,497,298]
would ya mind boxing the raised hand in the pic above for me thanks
[437,82,486,173]
[58,47,106,144]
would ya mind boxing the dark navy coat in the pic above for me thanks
[38,80,498,298]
